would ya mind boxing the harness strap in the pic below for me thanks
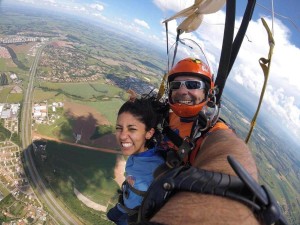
[122,180,147,197]
[117,181,147,217]
[118,203,138,216]
[128,184,147,197]
[162,126,193,161]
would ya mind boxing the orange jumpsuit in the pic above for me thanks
[168,112,230,165]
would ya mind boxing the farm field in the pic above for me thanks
[33,141,119,225]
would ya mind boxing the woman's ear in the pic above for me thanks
[146,128,155,140]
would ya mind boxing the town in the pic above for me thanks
[0,101,64,224]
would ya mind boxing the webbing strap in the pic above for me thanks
[214,0,236,104]
[162,126,192,161]
[245,18,275,143]
[123,180,147,197]
[215,0,257,104]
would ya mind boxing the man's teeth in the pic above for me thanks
[179,100,192,104]
[122,143,132,147]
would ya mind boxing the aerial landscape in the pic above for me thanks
[0,1,299,225]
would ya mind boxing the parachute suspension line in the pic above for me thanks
[170,29,181,69]
[157,24,182,100]
[214,0,236,105]
[245,18,275,143]
[157,22,170,100]
[165,22,170,71]
[271,0,274,35]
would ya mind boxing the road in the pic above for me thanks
[21,43,81,225]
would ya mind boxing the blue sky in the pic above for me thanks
[3,0,300,143]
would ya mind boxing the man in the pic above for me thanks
[144,58,262,224]
[165,58,232,165]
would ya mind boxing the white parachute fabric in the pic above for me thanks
[163,0,226,33]
[177,14,203,33]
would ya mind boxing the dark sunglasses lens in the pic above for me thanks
[170,81,181,89]
[185,81,200,89]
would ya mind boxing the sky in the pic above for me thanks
[2,0,300,143]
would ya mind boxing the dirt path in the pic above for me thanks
[74,187,107,212]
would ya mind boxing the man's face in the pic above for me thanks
[170,76,206,105]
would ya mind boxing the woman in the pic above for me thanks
[107,97,165,225]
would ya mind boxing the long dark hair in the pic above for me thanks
[118,97,161,148]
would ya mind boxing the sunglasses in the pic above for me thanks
[169,80,206,90]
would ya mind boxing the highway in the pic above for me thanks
[21,43,81,225]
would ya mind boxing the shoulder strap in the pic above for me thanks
[123,180,147,197]
[162,126,193,162]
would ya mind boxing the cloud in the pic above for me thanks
[90,4,104,12]
[155,3,300,140]
[44,0,56,3]
[153,0,194,12]
[134,19,150,29]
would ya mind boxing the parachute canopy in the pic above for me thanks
[163,0,226,33]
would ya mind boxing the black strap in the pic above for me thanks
[122,181,147,197]
[118,203,138,216]
[215,0,256,104]
[139,156,288,225]
[162,126,193,161]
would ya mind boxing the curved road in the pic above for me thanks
[21,43,81,225]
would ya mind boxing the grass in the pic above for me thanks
[0,183,10,196]
[0,87,11,102]
[81,99,125,125]
[35,115,73,140]
[38,81,123,100]
[35,141,119,224]
[6,93,23,103]
[32,88,66,102]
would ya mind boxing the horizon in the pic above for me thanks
[1,0,300,145]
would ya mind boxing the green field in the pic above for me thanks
[80,99,125,125]
[35,113,73,140]
[35,141,119,224]
[33,88,65,102]
[37,81,126,101]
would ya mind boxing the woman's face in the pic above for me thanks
[115,112,154,156]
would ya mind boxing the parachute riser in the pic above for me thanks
[215,0,257,105]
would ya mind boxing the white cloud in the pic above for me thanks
[233,17,300,139]
[134,19,150,30]
[90,4,104,12]
[44,0,56,3]
[155,3,300,140]
[153,0,194,12]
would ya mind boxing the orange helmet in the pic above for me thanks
[168,58,214,118]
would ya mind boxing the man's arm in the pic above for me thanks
[150,129,261,225]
